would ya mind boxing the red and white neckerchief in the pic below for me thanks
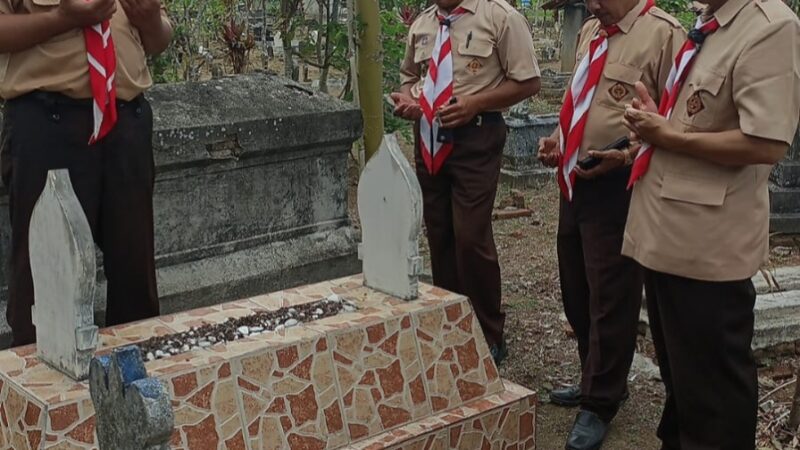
[84,21,118,145]
[628,16,720,187]
[557,0,654,200]
[419,7,467,175]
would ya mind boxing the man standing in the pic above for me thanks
[623,0,800,446]
[391,0,540,364]
[0,0,172,346]
[537,0,684,447]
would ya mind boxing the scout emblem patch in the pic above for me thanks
[687,92,704,116]
[609,83,628,102]
[467,58,483,74]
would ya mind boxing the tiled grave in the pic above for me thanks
[0,276,536,449]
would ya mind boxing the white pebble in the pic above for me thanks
[169,348,179,355]
[155,350,166,358]
[188,338,197,346]
[344,305,356,313]
[299,313,306,319]
[275,324,285,331]
[251,326,264,333]
[146,352,155,362]
[208,336,217,343]
[238,326,250,336]
[288,308,298,316]
[285,319,299,328]
[327,294,342,303]
[263,320,271,327]
[312,315,319,320]
[314,308,324,316]
[199,341,211,348]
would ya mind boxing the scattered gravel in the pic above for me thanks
[139,296,358,360]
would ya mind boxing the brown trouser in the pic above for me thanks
[645,268,757,450]
[557,167,643,421]
[3,92,160,347]
[414,117,507,347]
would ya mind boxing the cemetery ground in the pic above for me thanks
[347,134,800,450]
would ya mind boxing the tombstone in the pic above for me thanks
[358,134,424,300]
[770,128,800,232]
[29,169,98,380]
[89,346,174,450]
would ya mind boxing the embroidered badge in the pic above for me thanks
[419,35,429,46]
[687,92,705,117]
[467,58,483,74]
[609,82,629,102]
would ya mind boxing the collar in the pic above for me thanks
[617,0,650,33]
[707,0,750,27]
[437,0,478,16]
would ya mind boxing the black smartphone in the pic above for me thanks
[437,97,458,144]
[577,136,631,170]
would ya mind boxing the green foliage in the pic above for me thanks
[658,0,696,29]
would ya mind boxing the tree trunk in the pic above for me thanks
[355,0,384,161]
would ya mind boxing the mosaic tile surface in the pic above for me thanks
[0,276,535,450]
[413,299,504,413]
[232,333,349,450]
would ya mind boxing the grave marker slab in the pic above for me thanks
[29,169,98,381]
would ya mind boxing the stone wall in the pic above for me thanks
[0,73,363,348]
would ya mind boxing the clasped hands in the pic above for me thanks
[389,92,479,128]
[57,0,162,30]
[537,82,679,179]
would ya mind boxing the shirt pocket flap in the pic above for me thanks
[604,63,642,85]
[458,40,493,58]
[690,69,726,95]
[660,173,726,206]
[414,43,433,63]
[31,0,60,6]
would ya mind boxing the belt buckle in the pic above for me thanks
[476,114,483,127]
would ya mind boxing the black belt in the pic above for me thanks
[15,90,144,108]
[461,111,504,128]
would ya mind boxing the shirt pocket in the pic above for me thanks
[680,68,726,130]
[660,172,727,206]
[31,0,82,42]
[598,63,642,110]
[456,39,494,83]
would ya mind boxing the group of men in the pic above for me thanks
[392,0,800,448]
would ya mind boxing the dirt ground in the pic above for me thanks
[347,134,800,449]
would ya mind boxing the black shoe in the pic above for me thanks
[550,385,581,407]
[490,342,508,365]
[565,410,608,450]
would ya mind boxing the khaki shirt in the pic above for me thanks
[0,0,167,101]
[574,0,685,158]
[622,0,800,281]
[400,0,540,101]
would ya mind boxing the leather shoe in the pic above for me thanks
[550,385,581,407]
[490,341,508,365]
[565,410,608,450]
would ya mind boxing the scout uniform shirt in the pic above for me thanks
[623,0,800,282]
[0,0,168,101]
[574,0,685,159]
[400,0,540,103]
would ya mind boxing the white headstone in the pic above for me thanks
[357,134,423,300]
[30,170,98,380]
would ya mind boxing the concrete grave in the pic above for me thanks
[29,170,99,381]
[89,346,173,450]
[0,73,364,349]
[771,128,800,232]
[0,119,536,448]
[502,114,559,187]
[358,134,424,300]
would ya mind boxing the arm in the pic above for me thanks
[119,0,172,55]
[658,128,787,166]
[0,0,116,53]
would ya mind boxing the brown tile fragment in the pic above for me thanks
[48,403,79,432]
[23,402,41,427]
[378,404,412,429]
[376,360,404,398]
[324,403,344,433]
[349,423,369,440]
[172,373,199,398]
[409,375,427,405]
[184,415,219,450]
[367,324,387,344]
[457,379,487,402]
[187,383,214,410]
[287,385,318,427]
[287,433,326,450]
[277,346,300,369]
